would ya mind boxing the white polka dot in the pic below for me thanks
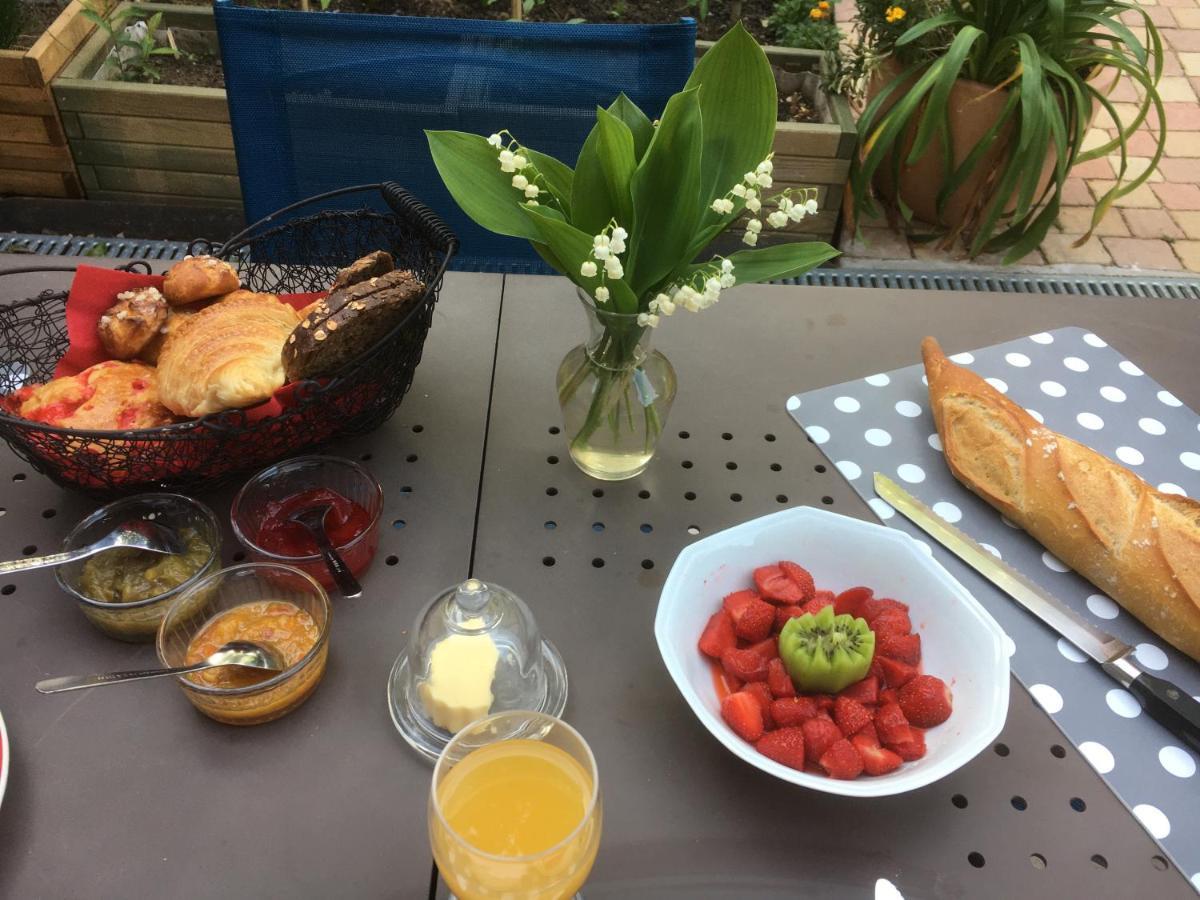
[1042,551,1070,573]
[928,433,944,452]
[1005,352,1032,368]
[868,498,895,520]
[894,400,922,418]
[1027,409,1045,424]
[786,396,801,412]
[1086,594,1119,619]
[1100,385,1126,403]
[1063,356,1089,373]
[1159,482,1187,496]
[1076,412,1104,430]
[875,878,904,900]
[897,463,925,484]
[981,543,1001,558]
[1030,332,1054,344]
[1135,643,1169,671]
[1057,638,1088,662]
[1138,417,1166,436]
[1120,360,1144,377]
[865,428,892,447]
[1083,333,1107,348]
[1079,741,1115,774]
[985,377,1009,393]
[932,501,962,523]
[1180,451,1200,471]
[865,373,891,387]
[1000,516,1020,529]
[1115,446,1144,466]
[1160,746,1196,779]
[1040,380,1066,398]
[949,352,975,364]
[835,460,862,480]
[834,396,861,413]
[1192,873,1200,891]
[1158,390,1182,407]
[1030,683,1064,714]
[806,425,830,445]
[1106,688,1141,718]
[914,540,933,557]
[1133,804,1170,840]
[1002,633,1017,658]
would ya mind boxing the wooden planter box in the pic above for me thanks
[697,42,856,247]
[0,1,101,198]
[52,2,240,208]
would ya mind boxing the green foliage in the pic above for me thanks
[0,0,24,51]
[80,1,181,83]
[427,24,838,308]
[770,0,842,52]
[847,0,1167,263]
[686,0,710,22]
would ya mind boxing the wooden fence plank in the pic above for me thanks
[76,112,234,149]
[89,188,241,209]
[0,169,70,197]
[0,141,76,173]
[55,81,230,123]
[772,155,851,184]
[73,139,239,175]
[94,164,241,199]
[0,114,52,144]
[0,54,33,87]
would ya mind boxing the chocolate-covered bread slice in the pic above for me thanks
[329,251,394,291]
[283,269,425,381]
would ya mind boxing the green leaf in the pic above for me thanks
[524,148,574,214]
[146,11,162,30]
[607,93,655,161]
[570,108,636,236]
[906,25,984,164]
[521,206,640,313]
[894,11,966,47]
[626,88,703,297]
[426,130,542,242]
[686,242,839,285]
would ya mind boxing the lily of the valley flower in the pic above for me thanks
[595,285,610,303]
[581,261,598,278]
[711,198,735,215]
[512,174,529,189]
[637,312,660,327]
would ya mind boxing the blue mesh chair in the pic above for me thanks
[213,1,696,271]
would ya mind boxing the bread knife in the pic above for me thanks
[874,473,1200,753]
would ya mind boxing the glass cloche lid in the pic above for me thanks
[388,577,568,761]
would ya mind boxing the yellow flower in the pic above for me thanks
[809,7,825,18]
[885,5,906,22]
[818,1,830,7]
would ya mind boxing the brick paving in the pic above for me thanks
[836,0,1200,274]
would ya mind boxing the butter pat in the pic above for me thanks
[418,622,500,733]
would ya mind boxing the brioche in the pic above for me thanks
[922,337,1200,661]
[98,287,168,360]
[162,255,240,306]
[157,293,300,417]
[7,361,178,430]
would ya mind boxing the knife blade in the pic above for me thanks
[874,473,1200,753]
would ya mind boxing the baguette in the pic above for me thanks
[922,336,1200,662]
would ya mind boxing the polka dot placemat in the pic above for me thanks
[787,327,1200,884]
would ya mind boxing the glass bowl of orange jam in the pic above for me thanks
[156,563,331,725]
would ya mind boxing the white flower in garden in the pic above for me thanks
[778,196,793,213]
[746,219,762,234]
[788,204,807,222]
[658,296,676,315]
[720,272,736,289]
[610,226,628,254]
[604,256,624,279]
[721,258,734,274]
[745,188,757,200]
[498,149,516,172]
[512,154,528,169]
[805,198,820,215]
[756,159,773,176]
[524,184,540,199]
[594,286,610,302]
[767,210,789,229]
[705,276,721,296]
[637,312,660,328]
[512,174,529,189]
[711,198,735,215]
[746,196,761,214]
[487,133,503,147]
[678,286,702,312]
[581,260,598,278]
[743,231,758,246]
[744,171,757,185]
[525,199,539,206]
[756,173,773,189]
[593,244,610,260]
[732,184,747,198]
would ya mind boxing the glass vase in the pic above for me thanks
[556,289,677,481]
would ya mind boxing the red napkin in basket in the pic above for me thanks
[56,265,325,421]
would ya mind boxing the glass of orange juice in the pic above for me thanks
[429,711,602,899]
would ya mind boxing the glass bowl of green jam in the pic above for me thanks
[57,493,222,642]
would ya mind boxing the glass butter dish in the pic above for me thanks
[388,577,568,761]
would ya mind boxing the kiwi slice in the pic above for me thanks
[778,604,875,693]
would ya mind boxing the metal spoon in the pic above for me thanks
[35,641,284,694]
[0,519,183,577]
[287,503,363,599]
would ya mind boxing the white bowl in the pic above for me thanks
[655,506,1010,797]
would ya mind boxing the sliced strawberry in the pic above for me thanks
[772,696,820,727]
[833,586,873,619]
[898,675,953,728]
[812,588,836,607]
[877,656,918,689]
[853,734,903,776]
[801,716,843,762]
[861,597,908,623]
[839,675,879,706]
[855,721,880,745]
[746,637,779,661]
[890,727,927,761]
[879,687,898,706]
[721,648,769,683]
[833,696,873,738]
[741,682,775,730]
[756,726,806,770]
[877,631,922,666]
[734,599,775,643]
[867,656,885,681]
[766,657,796,698]
[802,595,834,616]
[753,565,804,604]
[723,589,761,620]
[721,692,764,742]
[870,608,912,637]
[813,693,835,711]
[875,702,915,747]
[819,738,865,779]
[778,561,816,603]
[774,605,806,632]
[698,610,736,659]
[727,675,745,694]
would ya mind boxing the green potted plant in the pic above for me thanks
[843,0,1166,263]
[428,24,839,481]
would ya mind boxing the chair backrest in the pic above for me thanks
[213,1,696,272]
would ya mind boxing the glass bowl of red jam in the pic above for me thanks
[230,456,383,590]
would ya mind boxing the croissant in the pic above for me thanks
[157,293,300,417]
[162,256,240,306]
[922,337,1200,662]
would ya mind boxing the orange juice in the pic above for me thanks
[432,739,600,899]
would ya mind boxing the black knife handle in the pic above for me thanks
[1130,673,1200,754]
